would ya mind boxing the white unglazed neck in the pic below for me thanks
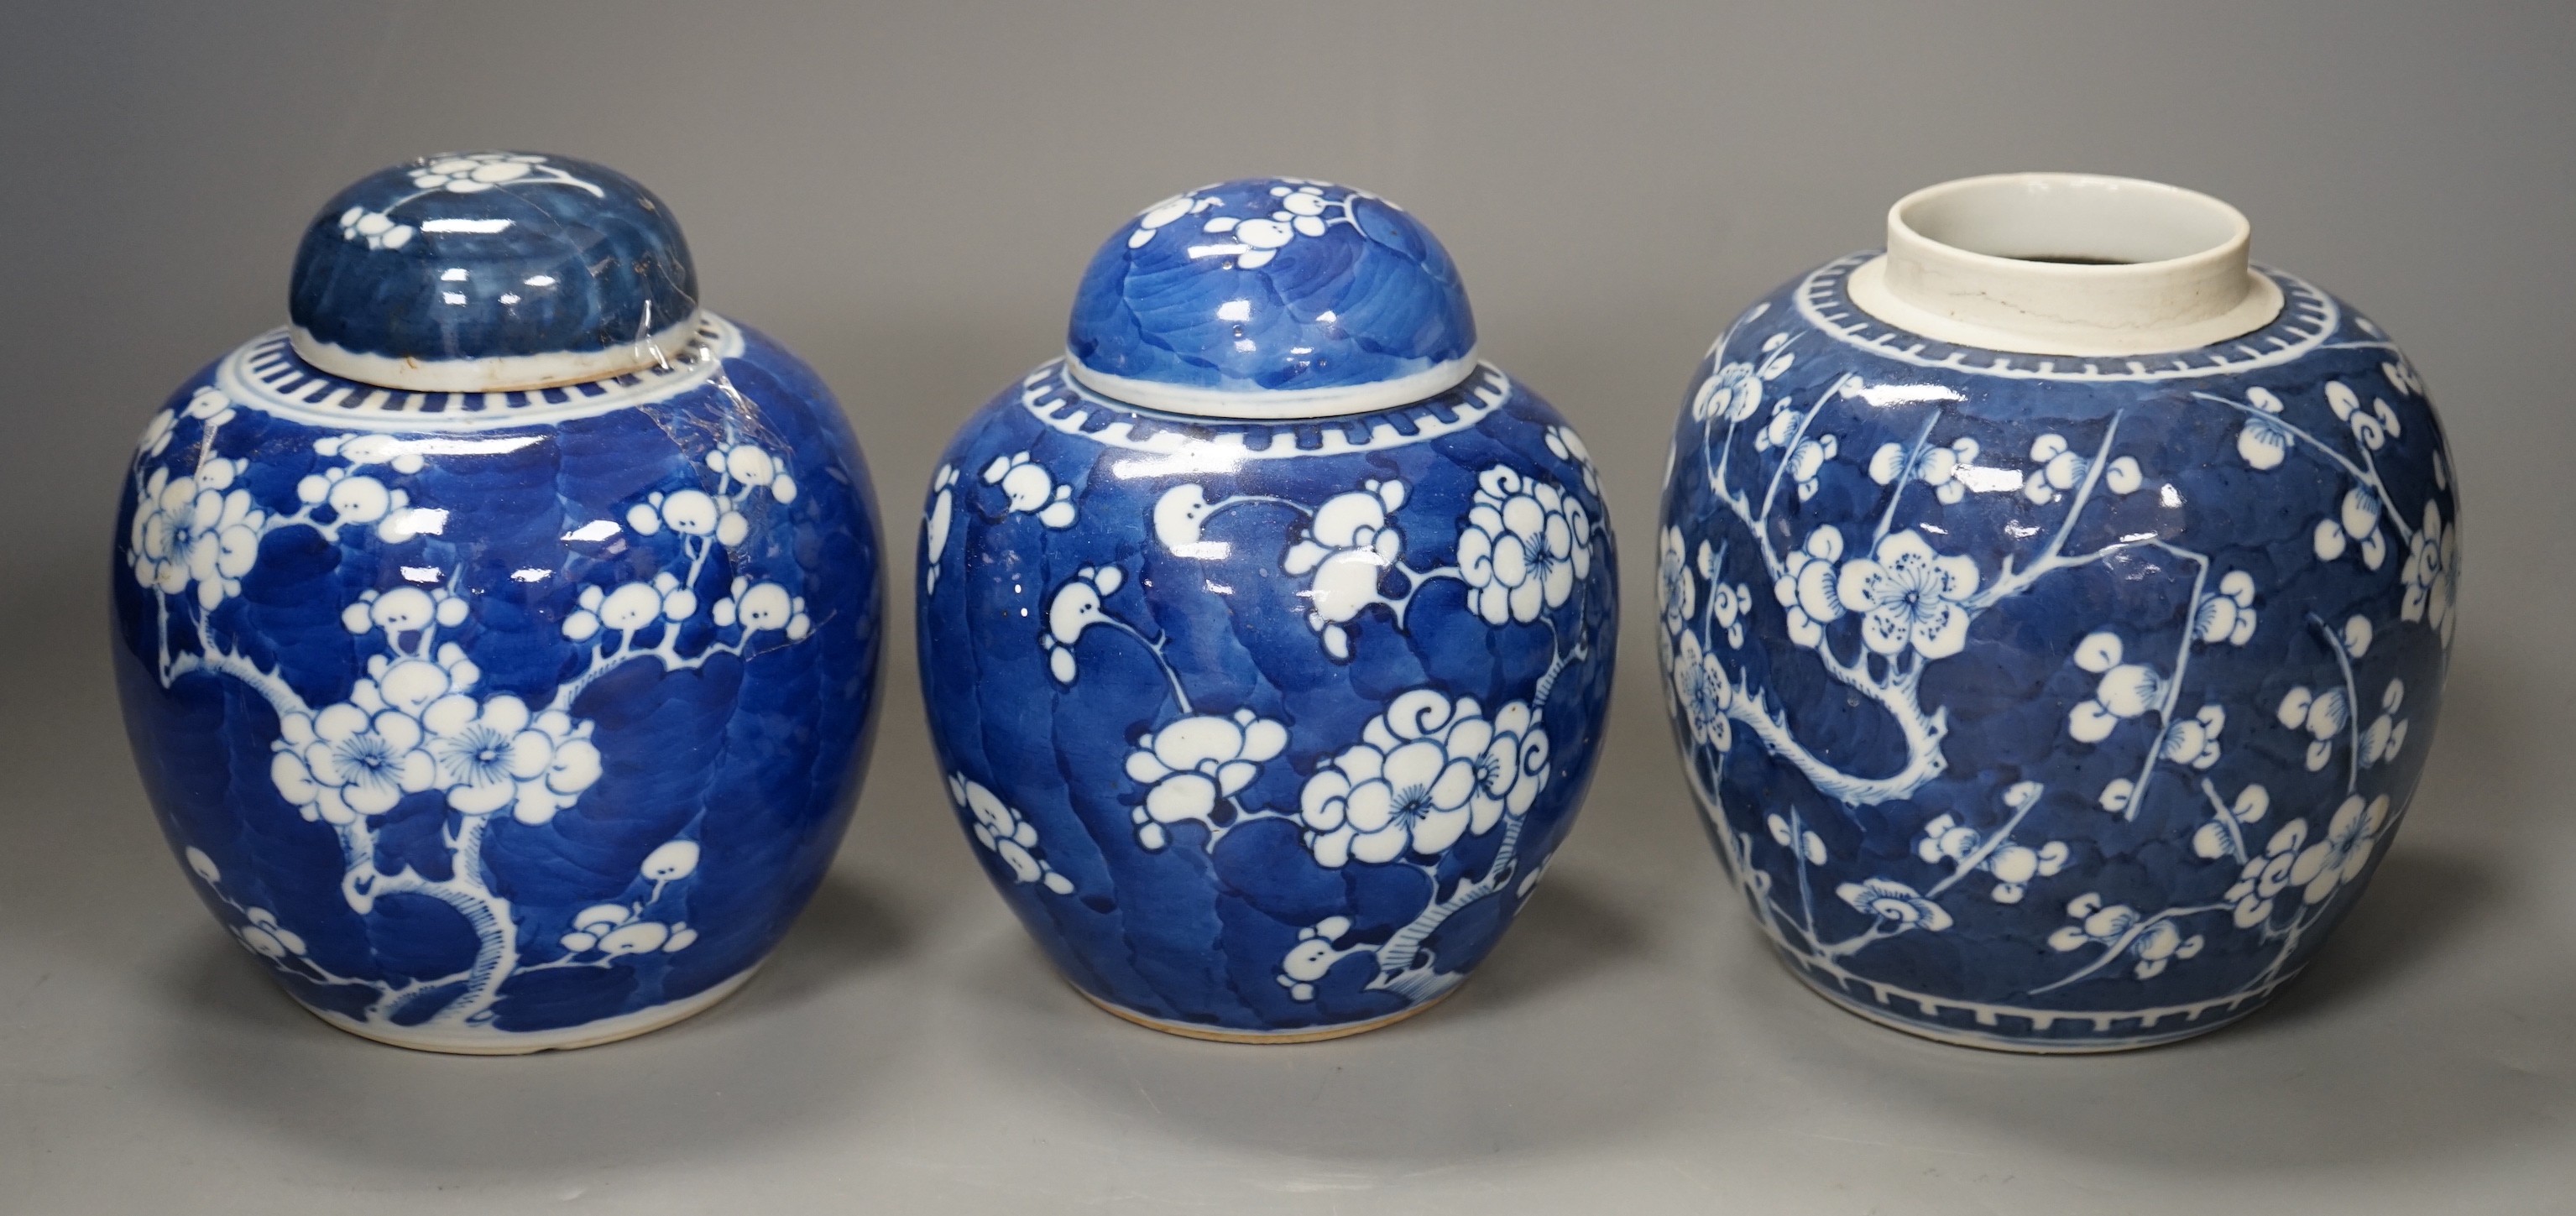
[1066,352,1481,420]
[1844,173,2282,357]
[288,311,708,393]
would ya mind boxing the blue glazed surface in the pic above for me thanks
[1659,254,2456,1049]
[1068,178,1476,397]
[113,317,881,1046]
[918,361,1616,1034]
[289,152,697,365]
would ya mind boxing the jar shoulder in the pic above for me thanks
[933,359,1598,517]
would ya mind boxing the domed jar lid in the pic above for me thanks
[1066,177,1477,418]
[288,151,699,392]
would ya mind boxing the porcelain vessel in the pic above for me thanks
[919,179,1617,1041]
[1659,173,2455,1051]
[112,153,884,1053]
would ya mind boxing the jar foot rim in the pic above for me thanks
[1764,942,2288,1054]
[1075,984,1460,1044]
[286,961,765,1055]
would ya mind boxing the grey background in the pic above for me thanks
[3,3,2570,1212]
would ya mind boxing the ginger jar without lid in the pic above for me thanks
[1659,172,2456,1052]
[112,152,885,1053]
[917,178,1619,1041]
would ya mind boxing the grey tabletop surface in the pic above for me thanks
[4,3,2571,1212]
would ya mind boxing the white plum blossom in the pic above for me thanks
[949,774,1074,894]
[1298,690,1546,868]
[1691,360,1763,423]
[1657,526,1696,635]
[1183,181,1353,269]
[2276,683,2352,772]
[709,441,798,504]
[1707,576,1753,650]
[2290,795,2391,905]
[1670,631,1732,752]
[129,457,268,611]
[1544,425,1602,497]
[563,572,713,641]
[922,463,959,593]
[1774,526,1846,649]
[292,463,420,543]
[234,905,311,960]
[2192,783,2273,860]
[708,577,811,640]
[1277,916,1361,1003]
[337,206,415,251]
[292,593,604,826]
[2193,571,2260,647]
[625,486,750,547]
[2068,632,2164,744]
[2360,680,2410,768]
[271,692,437,825]
[321,432,427,475]
[1868,435,1983,504]
[1122,708,1288,851]
[2400,500,2458,646]
[1457,466,1592,626]
[2235,386,2295,469]
[1754,405,1805,453]
[2158,705,2228,770]
[2098,778,2138,815]
[557,902,697,958]
[982,451,1076,529]
[1283,479,1407,658]
[1837,877,1952,932]
[2312,481,2390,570]
[2326,380,2402,451]
[2048,893,2203,979]
[1039,565,1124,684]
[1785,433,1838,501]
[2382,357,2423,398]
[640,839,700,892]
[137,410,179,459]
[1767,813,1828,865]
[2226,817,2307,926]
[619,440,797,550]
[2020,433,2102,504]
[555,842,704,955]
[1915,783,2067,903]
[138,386,234,458]
[422,692,602,824]
[1837,529,1981,660]
[409,152,603,197]
[1128,190,1215,248]
[1756,334,1796,381]
[337,584,471,640]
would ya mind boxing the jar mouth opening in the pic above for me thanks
[1848,172,2281,357]
[1892,173,2249,271]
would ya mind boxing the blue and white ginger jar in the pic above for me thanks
[112,152,884,1053]
[1660,174,2456,1051]
[918,178,1618,1041]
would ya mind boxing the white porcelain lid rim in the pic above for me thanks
[288,310,707,393]
[1064,350,1482,420]
[1847,172,2285,357]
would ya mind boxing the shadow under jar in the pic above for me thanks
[112,153,884,1054]
[918,179,1618,1042]
[1659,173,2456,1052]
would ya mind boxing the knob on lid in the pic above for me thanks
[1066,177,1477,418]
[287,152,699,392]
